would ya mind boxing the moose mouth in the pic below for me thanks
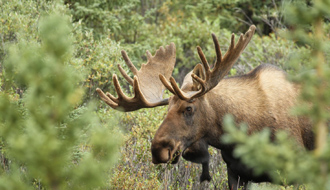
[169,145,197,164]
[168,141,183,164]
[169,150,182,164]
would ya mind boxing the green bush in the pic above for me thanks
[0,14,121,190]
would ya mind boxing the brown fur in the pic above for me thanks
[151,64,314,189]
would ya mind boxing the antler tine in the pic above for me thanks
[96,74,138,112]
[118,64,133,86]
[121,50,138,75]
[212,33,222,67]
[170,77,190,101]
[117,50,139,86]
[197,46,210,74]
[96,88,118,108]
[159,74,176,95]
[132,76,145,101]
[196,32,223,76]
[219,25,256,75]
[112,74,130,101]
[96,74,128,106]
[146,50,152,60]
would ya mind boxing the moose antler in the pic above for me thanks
[159,25,256,101]
[96,43,176,112]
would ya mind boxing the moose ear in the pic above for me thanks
[192,64,205,91]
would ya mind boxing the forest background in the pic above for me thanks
[0,0,329,189]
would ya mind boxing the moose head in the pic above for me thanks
[96,25,314,189]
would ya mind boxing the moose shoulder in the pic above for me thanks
[96,25,314,190]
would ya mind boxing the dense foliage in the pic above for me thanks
[0,1,120,189]
[0,0,329,189]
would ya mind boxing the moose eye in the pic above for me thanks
[183,106,194,121]
[185,106,192,112]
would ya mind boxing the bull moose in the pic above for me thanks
[96,25,314,189]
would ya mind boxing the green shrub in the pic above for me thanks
[0,14,121,190]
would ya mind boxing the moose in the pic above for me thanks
[96,25,314,189]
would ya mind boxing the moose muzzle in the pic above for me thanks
[151,139,182,164]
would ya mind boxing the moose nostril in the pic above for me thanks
[151,148,170,164]
[151,139,176,164]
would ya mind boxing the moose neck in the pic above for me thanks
[201,72,286,149]
[201,76,247,149]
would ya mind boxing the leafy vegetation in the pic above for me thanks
[0,1,120,189]
[0,0,329,189]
